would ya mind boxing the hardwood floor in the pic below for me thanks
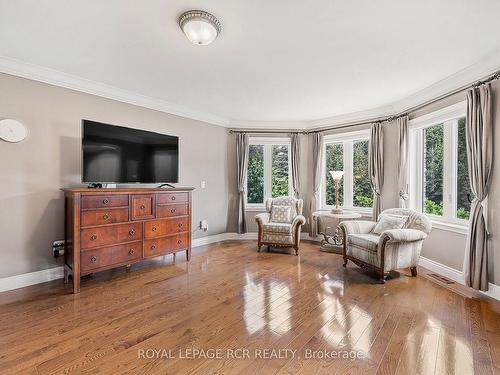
[0,240,499,375]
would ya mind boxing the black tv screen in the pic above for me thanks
[82,120,179,184]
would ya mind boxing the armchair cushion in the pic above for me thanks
[263,222,293,234]
[270,205,293,223]
[373,214,408,235]
[347,233,379,252]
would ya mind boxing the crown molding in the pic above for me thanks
[1,50,500,131]
[0,56,230,127]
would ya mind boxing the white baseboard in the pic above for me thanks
[1,233,497,301]
[0,266,64,293]
[418,256,500,301]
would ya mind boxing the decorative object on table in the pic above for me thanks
[0,119,28,142]
[312,211,362,253]
[329,170,344,214]
[339,208,432,283]
[255,196,306,255]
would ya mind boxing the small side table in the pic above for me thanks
[312,211,362,254]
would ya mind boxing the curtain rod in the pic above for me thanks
[229,69,500,135]
[228,129,306,135]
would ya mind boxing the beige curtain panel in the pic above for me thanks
[397,116,409,208]
[290,133,300,198]
[464,84,493,291]
[309,132,323,237]
[236,133,249,234]
[369,123,384,220]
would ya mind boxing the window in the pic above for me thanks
[246,138,291,207]
[322,130,371,211]
[409,101,471,225]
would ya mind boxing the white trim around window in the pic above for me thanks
[246,137,292,210]
[409,101,470,230]
[320,129,372,214]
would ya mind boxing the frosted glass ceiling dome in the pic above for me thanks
[179,10,221,46]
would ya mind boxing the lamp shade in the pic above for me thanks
[329,170,344,182]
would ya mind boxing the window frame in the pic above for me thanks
[408,101,469,229]
[320,129,371,213]
[246,137,292,210]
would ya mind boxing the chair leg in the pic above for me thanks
[267,245,271,252]
[410,267,417,277]
[380,272,388,284]
[294,247,299,256]
[257,245,261,253]
[342,258,348,267]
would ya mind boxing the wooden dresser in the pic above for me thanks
[62,187,194,293]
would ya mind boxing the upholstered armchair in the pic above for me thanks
[339,208,432,283]
[255,196,306,255]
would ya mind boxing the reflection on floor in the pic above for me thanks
[0,240,499,374]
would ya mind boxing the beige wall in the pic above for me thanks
[0,73,229,279]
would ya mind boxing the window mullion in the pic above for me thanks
[264,145,272,200]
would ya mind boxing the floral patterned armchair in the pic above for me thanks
[255,196,306,255]
[339,208,432,283]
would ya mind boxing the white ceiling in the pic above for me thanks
[1,0,500,128]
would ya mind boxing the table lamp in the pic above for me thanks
[329,170,344,214]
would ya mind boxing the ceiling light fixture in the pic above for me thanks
[179,10,221,46]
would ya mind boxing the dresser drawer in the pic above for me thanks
[157,192,189,204]
[81,207,129,227]
[131,194,154,220]
[80,222,143,249]
[170,233,189,251]
[144,217,189,239]
[81,195,129,209]
[81,241,142,272]
[156,203,189,218]
[143,237,171,258]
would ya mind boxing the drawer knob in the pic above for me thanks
[178,223,183,227]
[151,245,156,250]
[177,240,182,244]
[171,208,176,213]
[129,249,135,255]
[171,196,176,201]
[103,199,109,204]
[129,229,135,236]
[90,256,97,262]
[90,234,97,241]
[152,227,157,232]
[140,204,146,210]
[102,214,109,220]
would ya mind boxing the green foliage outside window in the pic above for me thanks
[353,140,373,207]
[247,145,264,203]
[423,124,444,216]
[272,145,289,197]
[456,118,471,220]
[325,143,344,206]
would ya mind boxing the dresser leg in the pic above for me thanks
[64,267,70,284]
[186,249,191,261]
[73,274,80,293]
[125,264,131,272]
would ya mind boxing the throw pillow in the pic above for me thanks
[270,205,292,223]
[373,214,409,235]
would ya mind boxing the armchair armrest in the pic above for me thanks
[291,215,306,228]
[339,220,377,235]
[255,213,271,226]
[380,228,427,243]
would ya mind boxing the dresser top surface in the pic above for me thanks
[62,187,195,195]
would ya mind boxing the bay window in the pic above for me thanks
[321,130,371,211]
[409,101,471,226]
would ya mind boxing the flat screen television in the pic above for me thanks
[82,120,179,184]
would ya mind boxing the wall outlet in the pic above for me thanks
[200,180,206,189]
[52,240,65,258]
[200,220,208,231]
